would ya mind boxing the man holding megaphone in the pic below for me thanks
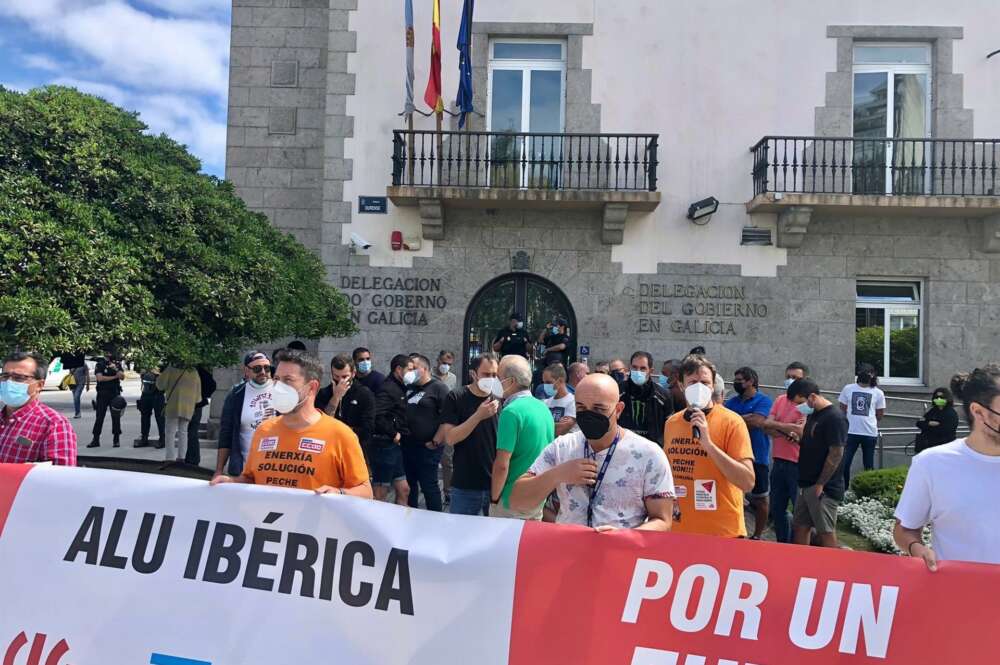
[663,354,756,538]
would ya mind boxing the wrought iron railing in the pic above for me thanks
[392,130,658,192]
[751,136,1000,197]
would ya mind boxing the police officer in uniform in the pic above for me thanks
[492,313,532,360]
[88,351,124,448]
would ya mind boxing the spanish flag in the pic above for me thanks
[423,0,444,113]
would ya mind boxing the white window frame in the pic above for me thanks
[487,38,567,134]
[855,279,925,386]
[852,43,933,195]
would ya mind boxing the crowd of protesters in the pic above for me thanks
[1,333,997,569]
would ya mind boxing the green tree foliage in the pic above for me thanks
[0,86,355,366]
[855,326,885,375]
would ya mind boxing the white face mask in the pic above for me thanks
[438,363,451,374]
[403,370,419,386]
[684,382,713,409]
[477,377,504,398]
[271,380,306,414]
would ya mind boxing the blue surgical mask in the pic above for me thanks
[541,383,556,398]
[0,380,32,408]
[657,375,669,388]
[630,370,648,386]
[796,401,814,416]
[784,378,795,389]
[403,370,419,386]
[357,360,372,374]
[551,327,559,335]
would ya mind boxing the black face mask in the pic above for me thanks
[733,381,746,395]
[610,370,625,384]
[857,373,873,386]
[577,409,612,440]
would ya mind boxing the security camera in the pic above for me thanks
[350,233,372,250]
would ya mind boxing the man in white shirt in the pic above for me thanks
[214,351,276,477]
[895,365,1000,569]
[837,364,886,489]
[508,373,674,531]
[541,363,576,436]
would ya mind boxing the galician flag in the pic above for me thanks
[423,0,444,113]
[403,0,415,117]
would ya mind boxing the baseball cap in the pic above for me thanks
[243,351,270,366]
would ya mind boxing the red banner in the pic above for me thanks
[511,522,999,664]
[3,464,1000,665]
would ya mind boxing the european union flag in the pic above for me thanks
[455,0,475,128]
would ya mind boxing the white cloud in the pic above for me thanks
[21,53,62,72]
[133,0,229,17]
[0,1,229,101]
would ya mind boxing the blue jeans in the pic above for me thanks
[843,434,877,489]
[769,458,799,543]
[449,488,491,516]
[71,365,89,416]
[402,443,444,512]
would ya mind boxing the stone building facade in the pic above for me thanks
[226,0,1000,398]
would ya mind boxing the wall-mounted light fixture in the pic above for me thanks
[687,196,719,225]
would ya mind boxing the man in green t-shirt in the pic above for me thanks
[490,355,554,520]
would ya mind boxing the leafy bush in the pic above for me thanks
[855,326,885,375]
[0,86,356,366]
[850,466,909,508]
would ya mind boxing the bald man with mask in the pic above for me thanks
[509,373,675,531]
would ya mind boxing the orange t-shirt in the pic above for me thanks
[242,413,368,491]
[663,405,754,538]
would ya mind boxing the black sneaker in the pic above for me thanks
[134,440,149,448]
[86,440,100,448]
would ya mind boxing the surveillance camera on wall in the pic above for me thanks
[350,233,372,250]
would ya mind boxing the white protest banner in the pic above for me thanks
[3,463,1000,665]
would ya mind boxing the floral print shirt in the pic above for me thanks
[528,428,675,528]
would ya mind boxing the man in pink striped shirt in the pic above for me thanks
[0,351,77,466]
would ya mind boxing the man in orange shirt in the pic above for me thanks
[211,350,372,497]
[663,354,755,537]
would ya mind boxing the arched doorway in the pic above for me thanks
[463,273,577,381]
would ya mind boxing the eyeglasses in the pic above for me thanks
[0,372,38,384]
[249,365,271,374]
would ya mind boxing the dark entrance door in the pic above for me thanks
[463,273,577,382]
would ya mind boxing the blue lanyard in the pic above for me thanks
[585,429,621,528]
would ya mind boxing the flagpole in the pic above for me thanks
[407,113,415,184]
[436,110,443,186]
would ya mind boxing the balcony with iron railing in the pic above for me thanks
[747,136,1000,249]
[386,130,661,244]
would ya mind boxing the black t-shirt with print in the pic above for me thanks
[402,378,451,443]
[442,386,498,491]
[797,404,849,500]
[542,332,570,365]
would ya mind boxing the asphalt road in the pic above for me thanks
[38,378,219,473]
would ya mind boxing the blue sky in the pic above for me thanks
[0,0,231,177]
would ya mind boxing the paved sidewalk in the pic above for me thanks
[38,379,218,473]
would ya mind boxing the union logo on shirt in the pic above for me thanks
[258,436,278,452]
[299,437,326,453]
